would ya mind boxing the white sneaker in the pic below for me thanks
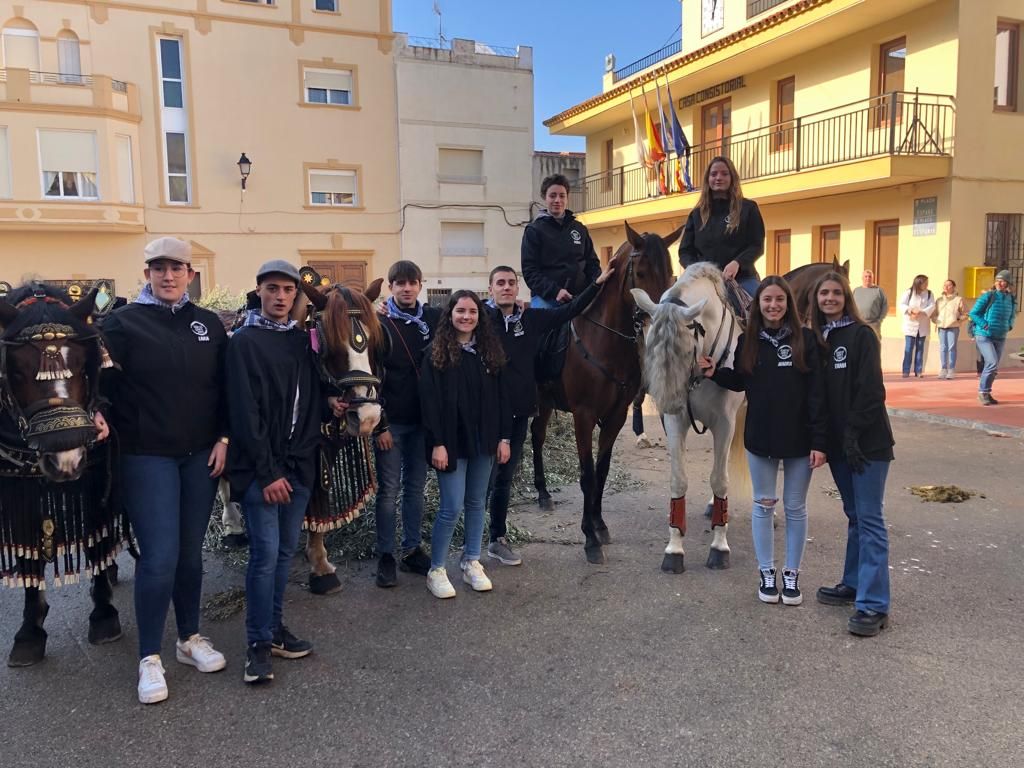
[460,559,493,592]
[138,655,168,705]
[946,370,955,380]
[175,634,227,673]
[938,369,947,379]
[426,567,456,599]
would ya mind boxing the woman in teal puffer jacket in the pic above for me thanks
[969,270,1017,405]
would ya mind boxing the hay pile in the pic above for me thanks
[907,485,975,503]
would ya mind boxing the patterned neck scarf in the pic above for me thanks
[822,315,856,339]
[135,283,190,314]
[486,298,522,332]
[385,297,430,338]
[460,336,478,355]
[242,309,297,332]
[758,325,792,348]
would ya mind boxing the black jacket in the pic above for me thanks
[419,348,511,469]
[225,325,323,497]
[712,328,828,458]
[821,323,895,462]
[679,198,765,280]
[379,303,440,426]
[521,210,600,302]
[100,302,227,456]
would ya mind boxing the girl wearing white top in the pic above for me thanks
[899,275,935,377]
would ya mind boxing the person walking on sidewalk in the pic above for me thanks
[101,237,229,704]
[810,272,895,638]
[226,260,325,683]
[899,275,935,378]
[934,279,967,380]
[699,276,828,607]
[420,291,512,598]
[969,270,1017,406]
[853,269,888,339]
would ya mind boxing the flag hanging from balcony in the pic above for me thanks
[655,75,674,193]
[630,88,651,171]
[665,80,693,191]
[643,86,668,195]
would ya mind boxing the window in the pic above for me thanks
[773,77,795,151]
[875,37,906,125]
[995,22,1020,111]
[440,222,485,257]
[303,67,352,105]
[159,39,184,109]
[818,225,840,264]
[38,129,98,199]
[427,288,451,308]
[438,148,484,184]
[238,0,275,4]
[116,135,134,204]
[315,0,337,10]
[309,169,356,206]
[0,127,10,199]
[2,25,40,70]
[57,31,82,84]
[157,37,191,204]
[165,133,189,203]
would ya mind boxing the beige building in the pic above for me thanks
[0,0,399,300]
[395,35,533,304]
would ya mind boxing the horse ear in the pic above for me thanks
[300,281,327,311]
[630,288,658,315]
[0,301,17,327]
[663,224,684,247]
[69,288,99,321]
[364,277,384,302]
[624,221,644,249]
[842,259,850,276]
[678,297,707,320]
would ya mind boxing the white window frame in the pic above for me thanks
[440,221,487,258]
[1,27,40,72]
[308,169,357,207]
[314,0,337,11]
[156,37,191,205]
[303,67,353,107]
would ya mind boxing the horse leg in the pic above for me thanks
[531,407,555,511]
[306,531,342,596]
[220,478,248,548]
[706,414,735,570]
[88,569,122,645]
[591,404,628,546]
[573,413,604,564]
[9,586,49,667]
[661,413,689,574]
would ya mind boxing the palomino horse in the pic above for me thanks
[784,257,849,322]
[0,284,124,666]
[632,263,747,573]
[532,222,677,564]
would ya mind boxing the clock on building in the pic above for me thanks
[701,0,725,37]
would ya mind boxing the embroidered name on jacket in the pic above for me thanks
[570,230,582,245]
[191,320,210,342]
[777,344,793,367]
[833,346,848,369]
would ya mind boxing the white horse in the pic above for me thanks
[632,263,746,573]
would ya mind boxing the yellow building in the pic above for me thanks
[0,0,399,300]
[546,0,1024,371]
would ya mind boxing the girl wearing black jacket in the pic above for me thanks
[810,272,895,638]
[419,291,511,598]
[701,276,827,606]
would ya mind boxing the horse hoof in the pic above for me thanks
[88,611,123,645]
[706,549,731,570]
[585,546,606,565]
[8,629,46,667]
[661,553,685,573]
[595,527,612,546]
[222,532,249,549]
[703,503,713,519]
[308,572,342,596]
[107,562,119,586]
[538,497,554,512]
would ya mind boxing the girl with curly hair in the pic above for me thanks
[419,290,511,598]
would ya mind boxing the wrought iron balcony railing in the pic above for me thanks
[569,91,955,214]
[613,40,683,83]
[0,69,128,92]
[747,0,793,19]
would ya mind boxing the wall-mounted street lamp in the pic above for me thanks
[237,153,252,190]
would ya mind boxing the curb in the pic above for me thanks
[887,406,1024,439]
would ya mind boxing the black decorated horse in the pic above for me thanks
[0,283,124,666]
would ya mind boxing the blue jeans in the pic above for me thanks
[242,478,311,645]
[530,295,558,309]
[431,455,494,569]
[374,423,427,555]
[937,327,959,371]
[902,335,926,376]
[747,451,812,572]
[829,459,891,614]
[737,275,760,298]
[975,336,1005,394]
[121,451,218,658]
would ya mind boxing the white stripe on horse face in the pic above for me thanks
[53,346,71,398]
[347,344,382,435]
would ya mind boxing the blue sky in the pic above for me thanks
[393,0,681,152]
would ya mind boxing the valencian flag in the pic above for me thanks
[643,85,668,194]
[665,79,693,191]
[655,74,674,192]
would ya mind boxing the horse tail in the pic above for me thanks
[727,398,749,492]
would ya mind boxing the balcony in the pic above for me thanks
[0,68,139,121]
[612,40,683,84]
[570,92,954,217]
[747,0,793,19]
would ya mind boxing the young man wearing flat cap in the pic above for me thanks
[226,259,331,684]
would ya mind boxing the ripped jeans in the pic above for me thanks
[746,451,813,572]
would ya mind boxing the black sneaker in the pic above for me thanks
[758,568,780,604]
[399,546,431,576]
[271,625,313,659]
[781,569,802,606]
[816,583,856,606]
[848,609,888,637]
[244,642,273,684]
[376,553,398,588]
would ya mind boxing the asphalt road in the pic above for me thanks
[1,416,1021,768]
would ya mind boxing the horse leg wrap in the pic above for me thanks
[669,497,686,535]
[711,496,729,528]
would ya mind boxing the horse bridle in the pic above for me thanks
[309,285,383,410]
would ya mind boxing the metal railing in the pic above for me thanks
[613,40,682,83]
[747,0,792,18]
[405,36,519,57]
[0,69,128,92]
[571,91,955,213]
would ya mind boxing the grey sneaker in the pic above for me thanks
[487,537,522,566]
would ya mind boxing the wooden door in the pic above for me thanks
[770,230,791,276]
[818,225,840,264]
[309,260,366,290]
[698,98,731,180]
[872,221,899,315]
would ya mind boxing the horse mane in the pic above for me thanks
[319,286,384,373]
[677,262,730,308]
[639,231,674,290]
[1,283,93,340]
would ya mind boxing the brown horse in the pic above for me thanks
[531,222,678,564]
[784,257,850,321]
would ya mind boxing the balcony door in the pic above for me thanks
[699,98,731,182]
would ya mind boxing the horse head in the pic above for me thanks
[300,281,385,437]
[617,221,680,310]
[0,284,111,482]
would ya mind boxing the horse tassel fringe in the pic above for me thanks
[36,345,73,381]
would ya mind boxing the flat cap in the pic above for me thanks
[256,259,301,283]
[144,237,192,265]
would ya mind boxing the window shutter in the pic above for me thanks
[304,68,352,92]
[116,135,134,203]
[438,148,483,179]
[38,130,97,173]
[310,170,355,194]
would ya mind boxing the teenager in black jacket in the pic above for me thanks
[419,291,511,598]
[101,237,229,705]
[809,271,895,638]
[679,156,765,297]
[701,276,827,606]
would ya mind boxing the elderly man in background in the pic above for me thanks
[854,269,889,337]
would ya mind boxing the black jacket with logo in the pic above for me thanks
[521,210,601,302]
[100,302,227,456]
[712,328,827,458]
[678,198,765,280]
[379,303,441,426]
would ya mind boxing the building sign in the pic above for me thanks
[678,77,746,108]
[913,197,937,237]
